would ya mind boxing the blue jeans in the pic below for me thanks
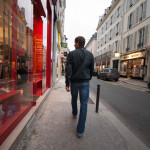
[71,82,89,134]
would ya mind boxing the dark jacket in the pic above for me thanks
[65,47,94,87]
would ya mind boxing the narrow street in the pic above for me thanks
[90,77,150,145]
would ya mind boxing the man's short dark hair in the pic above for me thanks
[75,36,85,47]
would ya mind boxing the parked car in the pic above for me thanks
[97,68,119,81]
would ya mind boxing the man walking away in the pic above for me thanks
[65,36,94,138]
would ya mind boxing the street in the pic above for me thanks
[90,77,150,145]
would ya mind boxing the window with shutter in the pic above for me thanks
[105,35,107,44]
[123,38,126,53]
[144,25,149,46]
[117,6,120,18]
[110,15,113,25]
[120,21,122,34]
[130,34,133,50]
[132,11,135,27]
[134,32,137,49]
[129,13,132,29]
[126,0,129,11]
[116,23,119,35]
[120,5,123,16]
[114,11,117,22]
[115,41,118,51]
[136,7,139,23]
[127,16,129,30]
[112,27,115,38]
[127,35,131,51]
[142,0,147,19]
[130,0,135,7]
[138,28,145,48]
[110,29,112,40]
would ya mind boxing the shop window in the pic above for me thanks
[0,0,34,144]
[120,61,127,76]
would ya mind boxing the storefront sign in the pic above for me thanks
[121,52,145,60]
[61,43,67,48]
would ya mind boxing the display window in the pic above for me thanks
[131,59,144,78]
[42,16,47,93]
[0,0,51,144]
[120,59,144,78]
[0,0,34,144]
[120,61,127,76]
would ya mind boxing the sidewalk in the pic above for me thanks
[119,77,148,89]
[12,77,150,150]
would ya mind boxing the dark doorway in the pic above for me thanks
[113,60,119,69]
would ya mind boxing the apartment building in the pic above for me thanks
[96,0,123,71]
[96,0,150,81]
[85,32,97,58]
[121,0,150,81]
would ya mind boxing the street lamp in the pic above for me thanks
[114,51,120,57]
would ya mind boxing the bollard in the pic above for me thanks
[96,84,101,113]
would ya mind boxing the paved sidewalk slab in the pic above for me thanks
[15,77,149,150]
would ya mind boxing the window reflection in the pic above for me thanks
[0,0,34,135]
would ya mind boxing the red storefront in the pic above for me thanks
[0,0,53,144]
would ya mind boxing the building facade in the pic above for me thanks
[0,0,56,145]
[96,0,150,81]
[52,0,66,86]
[120,0,150,81]
[85,32,97,58]
[96,0,123,71]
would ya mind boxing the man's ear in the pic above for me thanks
[76,42,79,48]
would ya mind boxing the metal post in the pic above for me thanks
[96,84,101,113]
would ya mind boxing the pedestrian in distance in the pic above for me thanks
[65,36,94,138]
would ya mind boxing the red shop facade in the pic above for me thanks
[0,0,53,144]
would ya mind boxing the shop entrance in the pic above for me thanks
[113,60,119,69]
[120,58,144,79]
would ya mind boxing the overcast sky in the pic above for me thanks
[64,0,112,51]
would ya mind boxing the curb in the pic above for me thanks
[119,80,148,89]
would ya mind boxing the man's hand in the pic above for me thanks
[66,86,70,92]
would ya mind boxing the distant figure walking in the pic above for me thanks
[65,36,94,138]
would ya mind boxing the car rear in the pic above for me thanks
[107,69,119,81]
